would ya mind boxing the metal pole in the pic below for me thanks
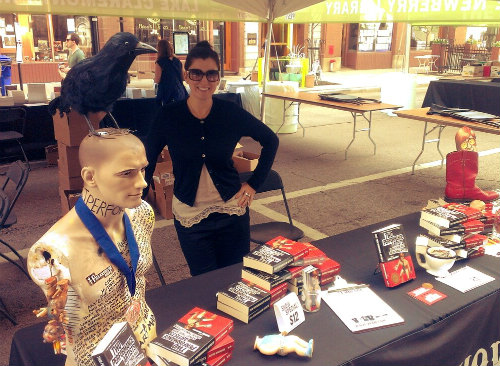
[259,1,274,121]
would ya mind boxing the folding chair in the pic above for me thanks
[0,108,29,169]
[0,160,30,279]
[240,169,304,244]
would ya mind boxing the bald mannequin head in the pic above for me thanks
[79,128,143,169]
[79,129,148,212]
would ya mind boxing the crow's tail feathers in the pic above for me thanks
[48,97,71,117]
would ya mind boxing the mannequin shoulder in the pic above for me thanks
[127,200,155,228]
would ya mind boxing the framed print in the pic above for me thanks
[2,35,16,48]
[173,32,189,55]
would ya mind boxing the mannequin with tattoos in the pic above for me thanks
[28,128,156,366]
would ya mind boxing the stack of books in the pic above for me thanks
[216,236,341,322]
[149,307,234,366]
[419,201,490,260]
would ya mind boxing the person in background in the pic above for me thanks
[154,39,188,105]
[58,33,85,77]
[145,41,279,276]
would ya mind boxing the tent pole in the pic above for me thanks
[260,1,274,121]
[403,23,411,73]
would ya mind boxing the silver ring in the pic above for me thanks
[244,192,250,197]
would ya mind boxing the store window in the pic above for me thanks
[411,26,439,50]
[135,18,198,52]
[0,14,17,59]
[348,23,393,52]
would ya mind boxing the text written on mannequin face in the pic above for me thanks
[81,188,124,217]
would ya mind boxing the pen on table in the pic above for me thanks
[328,284,369,293]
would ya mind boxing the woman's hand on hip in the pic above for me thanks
[237,183,256,207]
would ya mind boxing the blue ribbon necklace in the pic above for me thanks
[75,197,139,296]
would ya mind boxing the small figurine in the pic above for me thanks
[254,332,313,358]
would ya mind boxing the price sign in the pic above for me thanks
[273,292,305,333]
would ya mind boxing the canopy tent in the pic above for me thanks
[274,0,500,25]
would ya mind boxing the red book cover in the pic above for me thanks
[285,265,306,279]
[442,203,483,221]
[206,351,233,366]
[270,288,288,308]
[178,307,233,346]
[265,236,310,262]
[319,273,336,286]
[206,336,234,362]
[293,243,328,266]
[313,258,341,278]
[379,255,416,287]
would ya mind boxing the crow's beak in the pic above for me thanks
[134,42,157,55]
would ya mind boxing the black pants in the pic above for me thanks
[174,210,250,276]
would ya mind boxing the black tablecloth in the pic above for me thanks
[422,79,500,116]
[9,212,500,366]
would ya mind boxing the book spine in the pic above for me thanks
[207,343,234,361]
[273,257,294,273]
[379,262,391,287]
[373,233,384,263]
[248,293,271,313]
[248,301,270,322]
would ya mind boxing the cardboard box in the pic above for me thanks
[232,151,260,173]
[57,142,81,177]
[60,189,81,215]
[154,183,174,219]
[126,88,143,99]
[490,66,500,77]
[0,96,14,106]
[152,156,174,219]
[8,90,26,104]
[53,110,100,147]
[58,169,83,190]
[462,65,483,77]
[45,144,58,166]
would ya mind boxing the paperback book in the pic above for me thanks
[265,236,310,262]
[241,267,292,291]
[206,336,234,363]
[216,281,271,323]
[419,218,484,237]
[91,322,150,366]
[313,258,341,285]
[148,307,222,366]
[177,307,233,346]
[420,206,469,228]
[243,245,293,274]
[372,224,416,287]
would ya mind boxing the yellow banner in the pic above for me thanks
[0,0,265,21]
[276,0,500,23]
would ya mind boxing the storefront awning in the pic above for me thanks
[274,0,500,24]
[0,0,265,22]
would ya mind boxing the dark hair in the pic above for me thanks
[157,39,173,60]
[184,41,220,71]
[68,33,81,45]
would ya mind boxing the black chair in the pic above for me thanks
[0,160,30,279]
[240,169,304,244]
[0,108,29,169]
[0,191,18,325]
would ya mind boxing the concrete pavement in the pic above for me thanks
[0,68,498,365]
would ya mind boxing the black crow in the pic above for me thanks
[48,32,156,130]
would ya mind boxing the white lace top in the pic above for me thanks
[173,164,245,227]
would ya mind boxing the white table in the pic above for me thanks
[415,55,440,73]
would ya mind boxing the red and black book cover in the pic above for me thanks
[206,336,234,363]
[243,245,294,274]
[148,322,215,366]
[293,242,328,266]
[313,258,341,284]
[420,218,484,236]
[178,307,233,346]
[442,203,483,221]
[265,236,310,262]
[420,206,468,228]
[241,267,292,291]
[379,255,417,288]
[373,224,416,287]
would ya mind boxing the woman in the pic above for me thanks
[145,41,279,276]
[154,39,188,105]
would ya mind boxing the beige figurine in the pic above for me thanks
[254,332,314,358]
[28,129,157,366]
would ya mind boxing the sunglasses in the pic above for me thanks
[187,69,220,82]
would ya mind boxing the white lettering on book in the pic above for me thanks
[161,324,201,354]
[381,232,406,256]
[108,335,143,366]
